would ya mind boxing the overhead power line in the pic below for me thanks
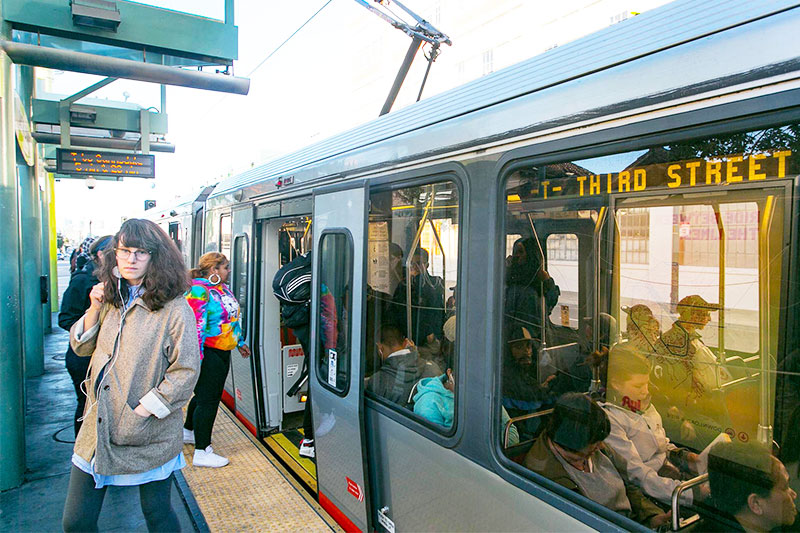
[247,0,335,77]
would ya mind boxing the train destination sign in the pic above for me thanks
[56,149,155,179]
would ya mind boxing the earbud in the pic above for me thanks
[112,266,121,278]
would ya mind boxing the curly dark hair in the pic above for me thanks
[97,218,189,311]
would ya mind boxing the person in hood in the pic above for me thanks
[184,252,251,468]
[58,235,113,436]
[414,368,455,427]
[505,237,560,343]
[366,323,440,408]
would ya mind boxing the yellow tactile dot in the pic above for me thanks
[181,407,337,532]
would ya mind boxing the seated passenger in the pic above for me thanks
[602,346,706,506]
[659,294,732,398]
[502,325,555,439]
[366,324,440,408]
[707,441,797,532]
[523,393,670,528]
[615,304,665,356]
[413,368,454,428]
[655,295,733,448]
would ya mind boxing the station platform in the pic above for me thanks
[0,306,339,532]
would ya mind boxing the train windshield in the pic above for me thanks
[499,123,798,527]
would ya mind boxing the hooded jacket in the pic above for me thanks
[366,347,440,407]
[413,375,454,427]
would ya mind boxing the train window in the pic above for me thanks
[499,123,796,528]
[220,214,232,258]
[315,232,353,394]
[231,235,248,340]
[364,180,460,431]
[545,233,579,330]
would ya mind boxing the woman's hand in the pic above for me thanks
[84,282,105,330]
[133,404,152,418]
[89,282,105,310]
[238,344,251,358]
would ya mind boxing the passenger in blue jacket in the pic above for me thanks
[413,369,455,428]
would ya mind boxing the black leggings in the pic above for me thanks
[62,465,179,532]
[184,346,231,449]
[66,348,91,437]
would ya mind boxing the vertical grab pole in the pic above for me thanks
[713,205,725,389]
[406,185,435,342]
[591,207,608,393]
[757,196,776,445]
[526,214,548,384]
[426,218,445,290]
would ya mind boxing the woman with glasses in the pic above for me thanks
[183,252,251,468]
[523,393,670,528]
[62,219,200,533]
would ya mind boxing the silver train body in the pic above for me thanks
[152,2,800,530]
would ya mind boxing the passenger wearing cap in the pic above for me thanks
[656,295,733,448]
[502,325,556,439]
[523,393,670,528]
[660,295,731,392]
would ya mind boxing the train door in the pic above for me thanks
[311,185,371,531]
[254,200,317,486]
[227,206,257,431]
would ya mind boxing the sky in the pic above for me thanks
[50,0,671,242]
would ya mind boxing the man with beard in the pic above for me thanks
[502,325,556,439]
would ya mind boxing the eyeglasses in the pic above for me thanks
[115,247,151,260]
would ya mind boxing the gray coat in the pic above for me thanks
[70,296,200,476]
[366,347,440,407]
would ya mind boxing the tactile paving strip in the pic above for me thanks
[180,407,338,532]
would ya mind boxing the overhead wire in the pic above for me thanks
[195,0,335,121]
[246,0,335,78]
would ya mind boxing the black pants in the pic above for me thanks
[62,465,179,532]
[66,347,91,437]
[184,346,231,450]
[292,325,314,440]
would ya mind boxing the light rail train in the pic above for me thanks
[149,2,800,530]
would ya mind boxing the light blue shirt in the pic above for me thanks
[72,453,185,489]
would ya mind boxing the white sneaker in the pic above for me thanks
[193,446,229,468]
[183,428,195,444]
[298,438,315,459]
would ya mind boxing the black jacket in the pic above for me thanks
[59,261,98,332]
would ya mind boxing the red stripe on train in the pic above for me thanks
[319,491,362,533]
[220,390,258,437]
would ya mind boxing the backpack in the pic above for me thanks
[272,252,312,328]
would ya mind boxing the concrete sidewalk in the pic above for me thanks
[0,312,202,532]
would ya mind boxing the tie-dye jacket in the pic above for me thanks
[186,278,243,352]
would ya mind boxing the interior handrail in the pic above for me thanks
[503,408,554,449]
[757,195,775,445]
[671,473,708,531]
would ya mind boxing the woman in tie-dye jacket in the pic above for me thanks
[183,252,251,468]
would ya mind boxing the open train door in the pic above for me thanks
[310,184,372,532]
